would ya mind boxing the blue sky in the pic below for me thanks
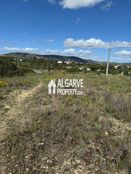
[0,0,131,62]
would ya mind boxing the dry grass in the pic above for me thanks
[0,72,131,174]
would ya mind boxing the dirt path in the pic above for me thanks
[0,81,62,174]
[0,82,43,141]
[0,82,44,173]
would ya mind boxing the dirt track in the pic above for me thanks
[0,82,43,141]
[0,82,44,174]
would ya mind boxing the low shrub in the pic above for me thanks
[0,80,8,88]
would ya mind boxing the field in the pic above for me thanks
[0,71,131,174]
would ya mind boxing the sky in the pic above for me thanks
[0,0,131,62]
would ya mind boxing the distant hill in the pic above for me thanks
[4,52,96,63]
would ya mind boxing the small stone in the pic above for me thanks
[4,105,11,111]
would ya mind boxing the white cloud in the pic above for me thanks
[65,49,91,58]
[42,48,91,58]
[64,48,76,54]
[64,38,131,49]
[1,47,37,52]
[44,49,61,54]
[114,50,131,57]
[110,41,131,48]
[101,1,112,10]
[64,38,108,48]
[64,48,91,55]
[60,0,105,9]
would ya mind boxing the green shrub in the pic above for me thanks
[0,80,7,88]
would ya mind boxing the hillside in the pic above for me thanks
[4,52,96,63]
[1,53,131,77]
[3,52,131,65]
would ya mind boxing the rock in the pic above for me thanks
[4,105,11,111]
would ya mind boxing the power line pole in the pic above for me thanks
[106,48,111,76]
[16,57,20,68]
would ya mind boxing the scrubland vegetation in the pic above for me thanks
[0,66,131,174]
[0,55,131,77]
